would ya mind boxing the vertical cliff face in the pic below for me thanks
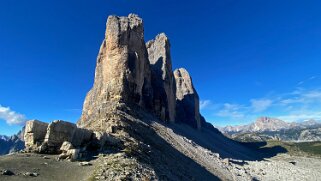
[78,14,153,128]
[174,68,201,130]
[78,14,205,131]
[146,33,176,123]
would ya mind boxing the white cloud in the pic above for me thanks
[277,112,321,122]
[216,103,245,118]
[280,89,321,105]
[250,98,272,112]
[296,75,318,86]
[0,105,26,125]
[206,86,321,125]
[200,100,212,110]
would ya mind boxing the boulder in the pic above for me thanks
[24,120,94,154]
[93,131,121,148]
[174,68,201,129]
[24,120,48,151]
[44,120,77,152]
[78,14,153,128]
[2,170,15,176]
[58,148,81,161]
[71,128,93,147]
[67,149,81,161]
[59,141,74,152]
[43,120,93,153]
[146,33,176,122]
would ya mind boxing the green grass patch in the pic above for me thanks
[265,140,321,157]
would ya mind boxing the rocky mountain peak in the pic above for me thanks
[78,14,205,131]
[146,32,176,122]
[251,117,289,132]
[174,68,201,129]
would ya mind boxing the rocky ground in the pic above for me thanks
[2,119,321,181]
[149,120,321,181]
[0,153,94,181]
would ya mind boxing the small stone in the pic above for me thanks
[79,162,92,166]
[23,172,39,177]
[289,161,296,165]
[2,170,15,176]
[57,153,69,160]
[223,158,230,165]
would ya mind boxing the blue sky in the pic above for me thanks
[1,0,321,135]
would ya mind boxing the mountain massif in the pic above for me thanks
[220,117,321,142]
[0,128,25,155]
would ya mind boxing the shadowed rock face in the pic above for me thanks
[174,68,201,130]
[78,14,153,128]
[146,33,176,123]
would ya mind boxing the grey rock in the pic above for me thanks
[59,141,74,152]
[2,170,15,176]
[24,120,93,154]
[24,120,48,151]
[146,33,176,123]
[23,172,39,177]
[79,161,92,166]
[44,120,77,153]
[174,68,201,129]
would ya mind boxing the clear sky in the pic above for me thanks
[1,0,321,135]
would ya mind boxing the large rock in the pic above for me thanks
[24,120,93,154]
[43,120,93,153]
[146,33,176,122]
[24,120,48,151]
[78,14,153,128]
[174,68,201,129]
[44,120,77,151]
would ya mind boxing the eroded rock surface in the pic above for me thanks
[78,14,205,131]
[78,14,153,128]
[24,120,93,155]
[174,68,201,129]
[24,120,48,151]
[146,33,176,123]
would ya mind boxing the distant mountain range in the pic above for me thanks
[219,117,321,142]
[0,127,25,155]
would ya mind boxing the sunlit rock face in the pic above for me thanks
[174,68,201,130]
[78,14,153,128]
[24,120,48,151]
[24,120,93,154]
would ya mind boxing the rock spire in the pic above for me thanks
[78,14,206,131]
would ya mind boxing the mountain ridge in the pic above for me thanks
[219,117,321,142]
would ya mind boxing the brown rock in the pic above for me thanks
[78,14,153,129]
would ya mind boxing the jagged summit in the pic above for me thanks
[77,14,205,130]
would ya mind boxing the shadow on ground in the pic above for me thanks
[157,120,287,162]
[120,111,221,181]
